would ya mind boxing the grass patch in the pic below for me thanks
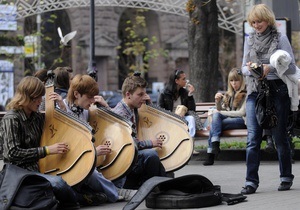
[195,137,300,150]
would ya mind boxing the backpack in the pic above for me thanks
[123,174,247,210]
[0,163,58,210]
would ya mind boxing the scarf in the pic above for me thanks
[248,26,279,63]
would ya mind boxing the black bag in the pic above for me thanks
[123,175,247,210]
[255,79,278,129]
[0,164,58,210]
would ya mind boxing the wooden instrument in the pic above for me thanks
[89,105,137,181]
[39,80,96,186]
[137,104,193,172]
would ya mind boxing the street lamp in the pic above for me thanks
[87,0,97,81]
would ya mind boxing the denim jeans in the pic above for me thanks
[79,168,119,202]
[114,149,167,189]
[245,82,294,189]
[207,112,246,153]
[185,115,196,137]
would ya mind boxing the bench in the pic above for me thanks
[195,102,248,138]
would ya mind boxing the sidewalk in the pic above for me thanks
[1,159,299,210]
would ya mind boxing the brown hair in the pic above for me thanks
[121,73,148,97]
[53,67,71,89]
[6,76,45,110]
[67,74,99,104]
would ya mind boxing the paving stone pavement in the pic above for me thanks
[1,159,299,210]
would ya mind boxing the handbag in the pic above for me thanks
[175,105,188,117]
[255,79,278,129]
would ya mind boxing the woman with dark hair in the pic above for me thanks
[158,69,198,154]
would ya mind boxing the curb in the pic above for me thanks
[192,149,300,161]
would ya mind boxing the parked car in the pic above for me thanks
[99,89,159,108]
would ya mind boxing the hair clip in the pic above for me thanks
[133,72,141,77]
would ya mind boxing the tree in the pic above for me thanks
[117,9,168,79]
[218,29,236,91]
[187,0,219,102]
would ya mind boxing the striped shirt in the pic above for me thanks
[112,100,153,149]
[0,109,46,172]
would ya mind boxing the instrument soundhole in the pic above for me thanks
[103,138,112,148]
[156,132,169,144]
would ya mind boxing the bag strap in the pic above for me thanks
[122,176,172,210]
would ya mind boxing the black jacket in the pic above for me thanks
[158,88,196,114]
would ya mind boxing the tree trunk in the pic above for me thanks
[188,0,219,102]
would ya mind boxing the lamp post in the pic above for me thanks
[36,13,41,70]
[87,0,97,81]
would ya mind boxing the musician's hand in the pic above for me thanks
[49,92,66,111]
[94,95,110,108]
[96,145,111,156]
[152,139,163,149]
[48,143,69,155]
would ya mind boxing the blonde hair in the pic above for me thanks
[67,74,99,104]
[6,76,45,110]
[247,4,276,28]
[226,68,246,97]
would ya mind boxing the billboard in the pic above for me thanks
[0,5,17,31]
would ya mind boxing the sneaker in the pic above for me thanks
[241,185,256,195]
[117,188,137,201]
[278,182,293,191]
[193,150,199,155]
[82,192,107,206]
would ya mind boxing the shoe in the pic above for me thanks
[241,186,256,194]
[117,188,137,201]
[265,136,276,153]
[193,149,200,155]
[278,182,293,191]
[82,192,107,206]
[203,153,215,166]
[211,141,220,155]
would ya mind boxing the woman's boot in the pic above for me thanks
[212,141,220,155]
[203,153,215,166]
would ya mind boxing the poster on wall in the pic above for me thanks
[0,60,14,107]
[0,4,17,31]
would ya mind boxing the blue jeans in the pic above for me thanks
[185,115,196,137]
[113,149,167,189]
[207,112,246,153]
[245,82,294,189]
[78,169,119,203]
